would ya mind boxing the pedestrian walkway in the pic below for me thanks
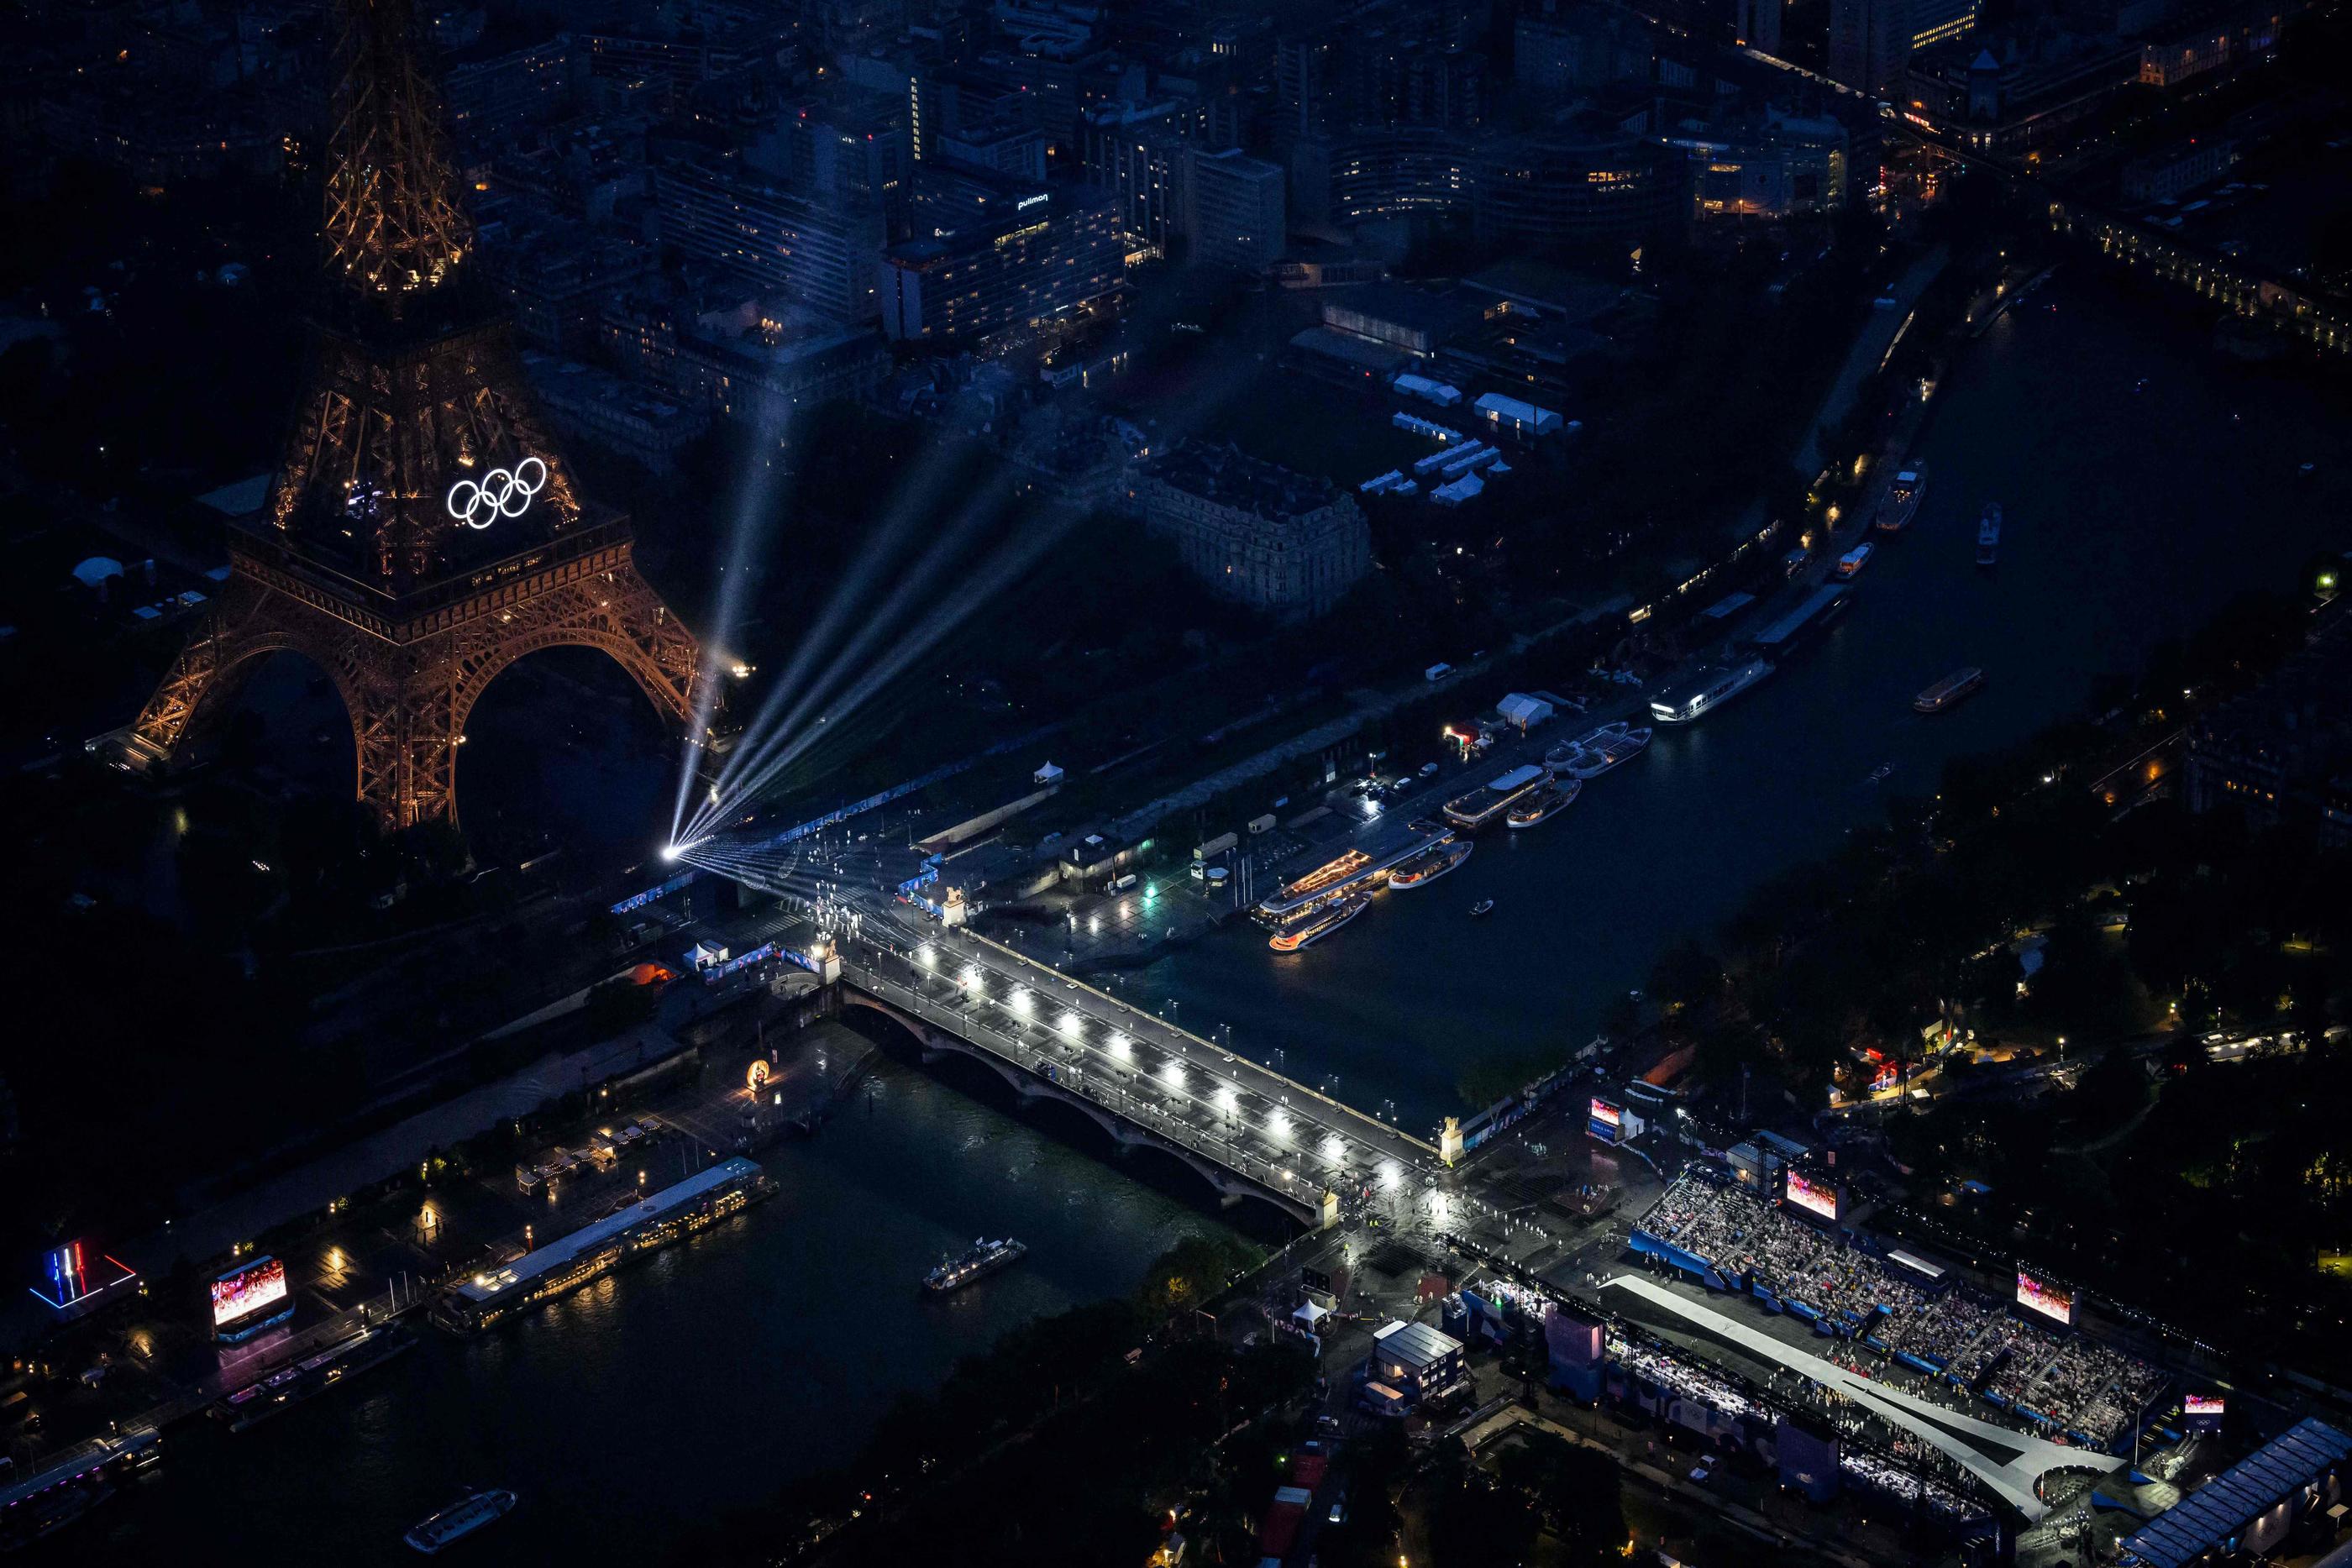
[1606,1272,2118,1518]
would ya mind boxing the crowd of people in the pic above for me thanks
[1987,1329,2172,1444]
[1643,1175,1924,1319]
[1843,1446,1977,1521]
[1609,1335,1769,1423]
[1636,1172,2168,1448]
[1609,1332,1975,1520]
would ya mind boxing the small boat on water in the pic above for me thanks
[1651,658,1772,725]
[1977,503,2002,567]
[1546,721,1651,779]
[1388,840,1472,889]
[1469,899,1494,917]
[1914,667,1986,714]
[406,1489,517,1555]
[1835,543,1874,579]
[1508,778,1581,828]
[1876,463,1926,532]
[1270,895,1368,952]
[1442,763,1551,831]
[925,1237,1027,1294]
[1572,723,1651,778]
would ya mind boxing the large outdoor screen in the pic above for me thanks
[1587,1097,1624,1145]
[211,1256,289,1329]
[1783,1170,1839,1222]
[1588,1098,1620,1128]
[2184,1394,2225,1429]
[2015,1268,2075,1326]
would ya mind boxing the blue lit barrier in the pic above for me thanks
[1630,1231,1729,1292]
[703,941,777,983]
[612,869,698,915]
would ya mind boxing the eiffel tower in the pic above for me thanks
[125,0,712,830]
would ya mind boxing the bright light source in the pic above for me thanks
[1162,1060,1186,1088]
[659,844,680,863]
[962,965,984,992]
[1110,1033,1132,1059]
[1379,1161,1402,1190]
[1010,986,1033,1015]
[918,945,935,968]
[1059,1011,1083,1037]
[1216,1087,1238,1113]
[1321,1135,1346,1162]
[1269,1111,1291,1140]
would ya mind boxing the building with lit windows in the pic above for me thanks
[1829,0,1911,97]
[600,290,889,425]
[579,31,756,115]
[1910,0,1983,53]
[1369,1320,1467,1404]
[1672,110,1850,221]
[2187,603,2352,847]
[879,186,1124,350]
[1515,12,1658,97]
[1130,441,1369,621]
[1184,147,1287,273]
[1083,102,1190,256]
[1317,126,1480,226]
[937,117,1048,183]
[1475,129,1686,253]
[1903,29,2140,155]
[444,37,576,151]
[653,159,886,323]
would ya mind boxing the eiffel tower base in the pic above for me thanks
[126,533,703,833]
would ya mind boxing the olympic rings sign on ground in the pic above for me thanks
[445,455,548,529]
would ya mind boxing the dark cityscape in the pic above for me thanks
[3,0,2352,1561]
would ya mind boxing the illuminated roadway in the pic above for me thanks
[832,911,1444,1221]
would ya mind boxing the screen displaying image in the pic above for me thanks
[2016,1268,2075,1326]
[1588,1098,1620,1127]
[211,1256,289,1329]
[1784,1170,1839,1221]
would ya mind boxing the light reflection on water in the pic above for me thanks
[75,1029,1242,1565]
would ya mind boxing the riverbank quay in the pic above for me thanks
[0,973,863,1538]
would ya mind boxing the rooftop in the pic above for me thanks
[452,1157,759,1303]
[2122,1419,2352,1568]
[1138,440,1347,522]
[1373,1318,1464,1371]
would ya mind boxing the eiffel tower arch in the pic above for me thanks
[124,0,716,831]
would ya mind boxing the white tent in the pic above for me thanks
[1495,692,1555,731]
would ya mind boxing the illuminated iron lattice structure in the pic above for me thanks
[129,0,710,829]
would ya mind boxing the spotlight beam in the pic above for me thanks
[686,481,1016,838]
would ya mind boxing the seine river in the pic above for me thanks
[1134,272,2352,1132]
[64,270,2352,1561]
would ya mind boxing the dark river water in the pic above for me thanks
[1131,272,2352,1133]
[66,270,2352,1560]
[61,1027,1234,1565]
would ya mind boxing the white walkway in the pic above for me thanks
[1607,1272,2121,1519]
